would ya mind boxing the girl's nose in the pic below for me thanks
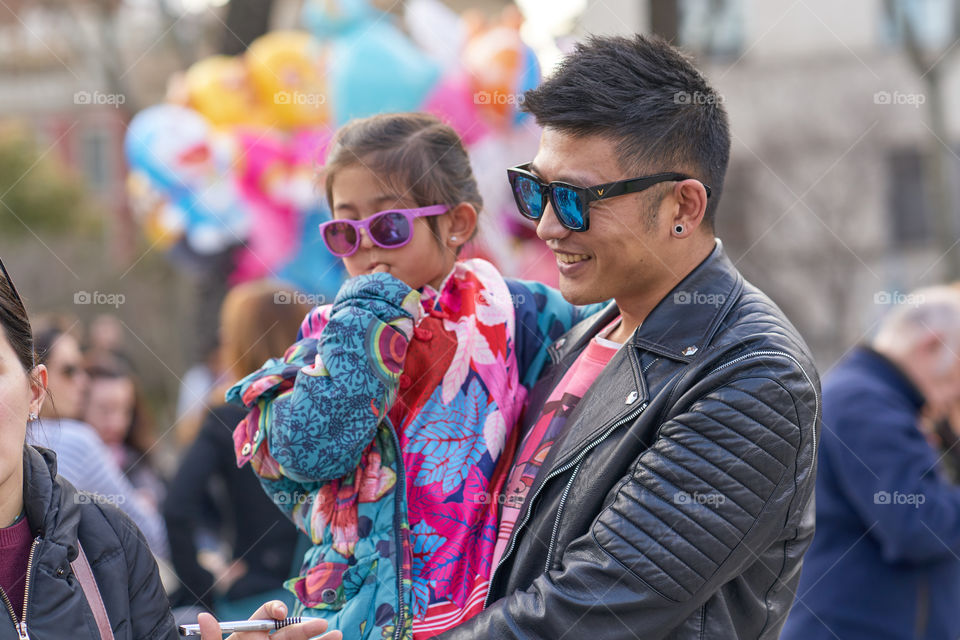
[357,227,375,251]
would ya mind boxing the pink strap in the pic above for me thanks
[71,542,115,640]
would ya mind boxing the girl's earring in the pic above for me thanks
[28,412,37,421]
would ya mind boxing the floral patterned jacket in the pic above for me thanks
[227,259,602,640]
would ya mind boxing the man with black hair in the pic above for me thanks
[438,34,820,639]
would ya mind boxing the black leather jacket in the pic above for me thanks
[438,241,820,639]
[0,446,177,640]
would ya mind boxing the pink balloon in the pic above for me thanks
[421,73,491,145]
[230,130,300,283]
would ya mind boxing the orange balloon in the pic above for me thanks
[464,26,524,126]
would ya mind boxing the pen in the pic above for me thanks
[178,617,303,636]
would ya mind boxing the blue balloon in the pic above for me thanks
[125,104,249,254]
[514,44,541,126]
[301,0,376,39]
[329,21,441,125]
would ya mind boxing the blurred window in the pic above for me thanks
[666,0,745,58]
[888,147,939,248]
[882,0,956,49]
[80,126,114,193]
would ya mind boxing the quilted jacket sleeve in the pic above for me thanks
[439,352,819,639]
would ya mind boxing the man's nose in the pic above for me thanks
[536,201,571,242]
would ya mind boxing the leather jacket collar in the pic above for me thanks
[549,239,743,366]
[538,239,745,475]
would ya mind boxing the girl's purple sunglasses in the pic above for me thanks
[319,204,449,257]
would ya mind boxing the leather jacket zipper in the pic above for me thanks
[543,359,659,573]
[484,400,649,609]
[543,397,652,572]
[0,537,39,640]
[544,462,582,572]
[386,421,408,640]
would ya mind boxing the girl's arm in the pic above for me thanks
[506,279,608,389]
[228,273,421,484]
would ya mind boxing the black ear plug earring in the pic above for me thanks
[674,224,684,235]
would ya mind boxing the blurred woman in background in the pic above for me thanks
[27,321,169,560]
[85,357,167,508]
[0,259,177,639]
[164,280,309,620]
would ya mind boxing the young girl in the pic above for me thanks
[228,113,602,639]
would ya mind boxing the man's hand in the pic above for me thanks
[196,600,342,640]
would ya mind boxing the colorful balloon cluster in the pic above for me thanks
[125,0,555,294]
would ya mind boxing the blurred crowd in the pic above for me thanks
[25,281,317,622]
[30,277,960,634]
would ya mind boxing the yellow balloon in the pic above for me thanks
[185,55,273,128]
[246,31,329,129]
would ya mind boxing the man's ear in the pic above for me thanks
[670,179,709,237]
[444,203,479,250]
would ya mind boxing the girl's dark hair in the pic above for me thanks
[322,112,483,245]
[0,265,34,373]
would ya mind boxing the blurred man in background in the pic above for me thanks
[783,286,960,639]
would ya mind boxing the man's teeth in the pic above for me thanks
[556,253,590,264]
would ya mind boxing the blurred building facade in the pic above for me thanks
[574,0,960,368]
[2,0,959,370]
